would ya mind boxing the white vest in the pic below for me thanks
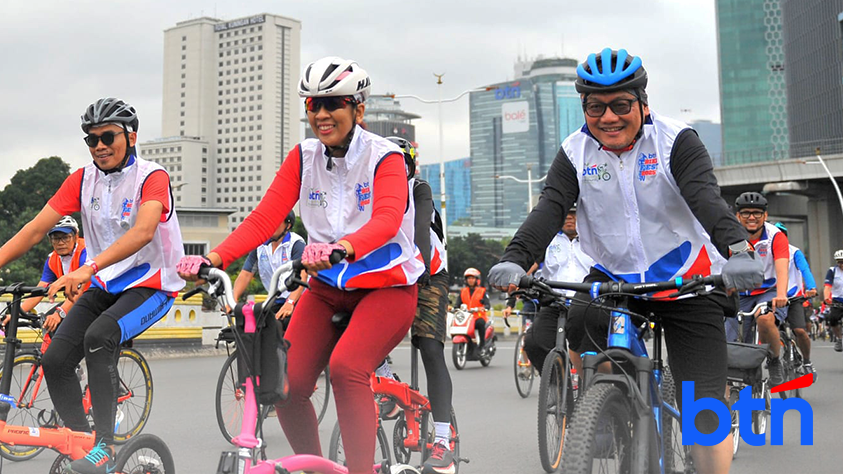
[785,244,803,297]
[743,222,783,295]
[79,156,185,294]
[540,233,595,297]
[565,112,726,283]
[828,266,843,299]
[297,128,424,289]
[430,209,447,275]
[256,232,305,299]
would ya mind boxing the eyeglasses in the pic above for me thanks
[583,98,638,118]
[304,96,356,113]
[49,233,73,243]
[738,210,765,219]
[84,130,124,148]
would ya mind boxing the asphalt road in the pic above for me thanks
[5,338,843,473]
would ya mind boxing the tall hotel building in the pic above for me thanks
[139,14,301,228]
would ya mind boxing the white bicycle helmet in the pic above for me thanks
[51,216,79,234]
[834,250,843,260]
[298,57,371,102]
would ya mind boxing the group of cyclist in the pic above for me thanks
[0,46,836,474]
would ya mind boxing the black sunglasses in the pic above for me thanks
[84,130,124,148]
[583,98,639,118]
[738,210,765,219]
[304,96,356,113]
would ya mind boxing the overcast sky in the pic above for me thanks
[0,0,720,187]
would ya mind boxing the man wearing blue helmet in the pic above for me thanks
[489,48,763,474]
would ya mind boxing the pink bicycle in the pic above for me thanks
[194,253,420,474]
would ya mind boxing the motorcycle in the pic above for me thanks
[448,304,496,370]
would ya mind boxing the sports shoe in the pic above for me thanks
[835,339,843,352]
[422,441,455,474]
[803,362,817,383]
[69,442,115,474]
[767,357,784,387]
[378,396,401,420]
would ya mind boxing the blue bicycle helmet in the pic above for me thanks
[773,222,788,236]
[575,48,648,100]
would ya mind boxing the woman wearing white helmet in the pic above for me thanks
[177,57,423,474]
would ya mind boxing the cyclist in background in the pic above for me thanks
[0,97,184,474]
[2,216,88,332]
[729,192,788,387]
[823,249,843,352]
[502,262,540,322]
[773,222,817,381]
[489,48,762,474]
[177,57,423,474]
[232,210,305,321]
[460,268,491,356]
[522,205,594,375]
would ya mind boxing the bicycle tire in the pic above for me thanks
[537,351,572,473]
[49,453,70,474]
[328,419,392,466]
[661,369,694,473]
[0,352,52,461]
[313,367,331,424]
[751,378,770,436]
[114,433,176,474]
[215,350,255,443]
[113,348,153,444]
[514,333,534,398]
[728,386,741,459]
[560,383,634,474]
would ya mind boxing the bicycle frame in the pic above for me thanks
[371,374,432,453]
[0,284,96,460]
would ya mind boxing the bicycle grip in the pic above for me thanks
[182,286,205,301]
[329,248,347,265]
[195,263,214,281]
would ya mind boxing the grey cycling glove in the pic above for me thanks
[721,251,764,292]
[488,261,527,288]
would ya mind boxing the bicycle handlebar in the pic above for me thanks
[0,284,48,298]
[735,295,803,319]
[517,274,723,300]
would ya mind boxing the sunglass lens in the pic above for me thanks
[305,97,352,113]
[101,131,116,146]
[84,131,117,147]
[610,102,632,115]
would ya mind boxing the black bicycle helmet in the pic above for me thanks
[386,136,416,180]
[735,192,768,211]
[575,48,648,98]
[81,97,139,134]
[284,210,296,226]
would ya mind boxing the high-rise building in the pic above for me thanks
[420,157,472,226]
[139,14,301,228]
[469,57,580,228]
[782,0,843,158]
[303,95,420,142]
[716,0,788,165]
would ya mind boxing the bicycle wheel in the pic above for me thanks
[789,341,805,399]
[751,378,770,436]
[537,351,572,473]
[49,453,70,474]
[0,352,53,461]
[561,384,634,474]
[113,348,154,444]
[728,386,741,458]
[313,367,331,424]
[328,419,392,466]
[215,350,252,443]
[114,433,176,474]
[661,369,694,473]
[514,333,534,398]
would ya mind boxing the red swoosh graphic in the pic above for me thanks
[770,373,813,393]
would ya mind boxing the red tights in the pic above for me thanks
[275,279,417,474]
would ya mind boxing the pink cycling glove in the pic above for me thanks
[302,243,346,265]
[176,255,212,276]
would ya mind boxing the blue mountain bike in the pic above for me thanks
[520,274,720,474]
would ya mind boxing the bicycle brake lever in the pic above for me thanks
[182,286,208,301]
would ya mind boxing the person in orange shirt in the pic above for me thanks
[460,268,491,355]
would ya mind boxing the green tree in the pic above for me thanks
[445,233,507,288]
[0,157,72,285]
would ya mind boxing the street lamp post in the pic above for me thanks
[802,148,843,219]
[495,163,547,214]
[391,81,496,243]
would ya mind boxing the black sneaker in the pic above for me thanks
[835,339,843,352]
[422,441,455,474]
[68,442,115,474]
[767,357,784,387]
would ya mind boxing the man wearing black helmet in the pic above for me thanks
[0,97,184,474]
[233,210,306,321]
[489,48,762,474]
[730,192,789,387]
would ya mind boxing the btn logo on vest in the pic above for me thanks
[355,181,371,211]
[637,153,658,182]
[682,375,814,447]
[307,188,328,208]
[582,163,611,182]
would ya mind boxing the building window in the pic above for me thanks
[183,243,207,256]
[182,36,187,41]
[182,45,186,50]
